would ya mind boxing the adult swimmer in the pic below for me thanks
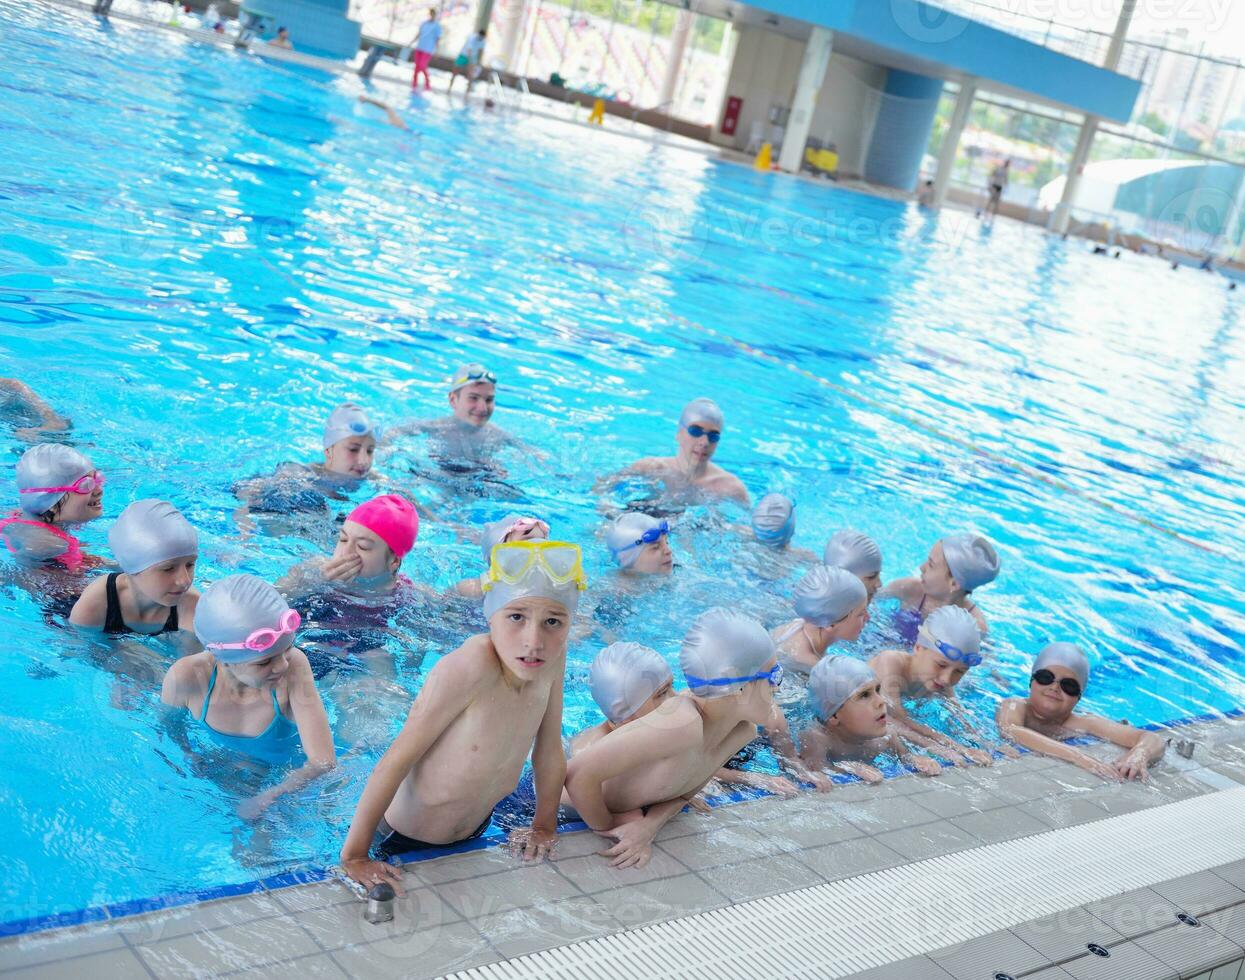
[596,397,750,508]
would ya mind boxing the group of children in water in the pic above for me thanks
[1,367,1168,885]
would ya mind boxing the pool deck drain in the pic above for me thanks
[3,714,1244,978]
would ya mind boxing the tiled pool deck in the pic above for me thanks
[3,714,1244,978]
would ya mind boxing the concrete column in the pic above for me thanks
[931,80,975,209]
[777,26,833,173]
[864,69,944,190]
[473,0,495,35]
[658,10,694,110]
[1052,0,1137,233]
[496,0,526,72]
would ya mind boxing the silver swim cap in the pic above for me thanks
[793,564,867,627]
[605,512,665,569]
[16,444,94,517]
[1033,642,1089,691]
[195,574,294,664]
[917,605,982,659]
[823,529,883,577]
[450,363,497,393]
[589,642,673,724]
[752,493,795,546]
[678,397,724,429]
[109,500,198,575]
[480,514,549,563]
[323,403,378,449]
[808,655,877,721]
[941,533,1000,592]
[680,607,775,699]
[481,543,584,621]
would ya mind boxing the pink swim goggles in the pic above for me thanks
[20,470,105,496]
[206,609,301,654]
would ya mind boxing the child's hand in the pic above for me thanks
[806,771,835,793]
[909,756,942,777]
[686,794,713,814]
[322,553,363,582]
[1078,755,1123,782]
[997,743,1022,760]
[597,821,656,869]
[340,857,405,896]
[756,775,800,798]
[962,747,994,767]
[508,825,557,862]
[855,764,886,784]
[1114,751,1150,782]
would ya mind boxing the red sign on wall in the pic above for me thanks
[721,96,743,136]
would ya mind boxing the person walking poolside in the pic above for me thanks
[981,158,1009,220]
[449,29,487,95]
[411,7,441,91]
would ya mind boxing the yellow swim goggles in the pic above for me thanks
[483,540,587,591]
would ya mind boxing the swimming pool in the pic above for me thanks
[2,0,1243,929]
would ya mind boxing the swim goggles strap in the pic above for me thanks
[612,520,669,555]
[205,609,302,652]
[922,631,983,668]
[685,663,784,689]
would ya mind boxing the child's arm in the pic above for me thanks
[160,656,200,709]
[339,658,478,891]
[68,577,108,629]
[830,761,886,784]
[239,651,336,820]
[2,378,69,439]
[887,731,942,776]
[508,675,565,862]
[875,577,920,602]
[1073,714,1166,781]
[594,796,691,869]
[711,768,799,798]
[995,701,1122,780]
[763,706,833,791]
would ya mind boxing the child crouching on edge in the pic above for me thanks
[161,575,336,819]
[338,540,585,892]
[564,607,781,869]
[800,655,942,783]
[996,642,1165,781]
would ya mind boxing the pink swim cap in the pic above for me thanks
[347,495,419,559]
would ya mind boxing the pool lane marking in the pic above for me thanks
[668,313,1225,558]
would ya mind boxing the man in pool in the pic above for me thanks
[564,608,783,869]
[869,605,1005,766]
[338,539,583,891]
[996,642,1165,781]
[597,397,750,507]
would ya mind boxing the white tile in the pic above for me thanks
[0,924,127,971]
[134,918,322,977]
[331,921,495,980]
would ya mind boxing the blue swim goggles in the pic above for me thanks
[686,424,721,444]
[928,636,982,668]
[347,420,383,440]
[613,520,669,555]
[685,663,784,690]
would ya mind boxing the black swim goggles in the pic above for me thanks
[1031,668,1082,698]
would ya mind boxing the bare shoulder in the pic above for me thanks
[883,577,922,603]
[69,575,109,625]
[161,652,213,705]
[869,648,906,673]
[995,697,1026,723]
[423,634,498,695]
[177,589,200,625]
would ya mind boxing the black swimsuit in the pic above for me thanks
[104,572,179,635]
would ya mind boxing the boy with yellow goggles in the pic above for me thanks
[482,541,587,618]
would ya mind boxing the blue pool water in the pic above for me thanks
[2,0,1244,926]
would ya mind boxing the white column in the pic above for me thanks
[931,80,975,209]
[777,26,833,174]
[497,0,526,72]
[1052,0,1136,233]
[658,9,694,110]
[474,0,495,35]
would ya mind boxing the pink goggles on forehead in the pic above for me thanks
[505,518,549,539]
[205,609,301,654]
[20,470,105,496]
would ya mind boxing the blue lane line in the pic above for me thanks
[2,704,1242,941]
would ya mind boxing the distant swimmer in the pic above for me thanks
[0,378,70,441]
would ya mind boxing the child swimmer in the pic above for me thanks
[823,529,884,602]
[883,532,999,637]
[339,540,585,891]
[453,514,549,597]
[996,642,1165,781]
[1,444,105,571]
[800,656,942,783]
[161,575,336,818]
[70,500,200,638]
[773,564,870,674]
[605,512,674,576]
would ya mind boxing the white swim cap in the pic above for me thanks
[680,607,775,699]
[450,363,497,393]
[752,493,795,547]
[809,655,877,721]
[823,529,883,577]
[323,403,379,449]
[605,512,666,569]
[678,397,724,429]
[108,500,198,575]
[793,564,867,627]
[481,543,584,621]
[941,533,1000,592]
[195,574,294,664]
[481,514,549,563]
[1033,642,1089,691]
[16,444,94,517]
[589,642,673,724]
[917,605,982,659]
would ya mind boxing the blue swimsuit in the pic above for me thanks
[197,665,299,759]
